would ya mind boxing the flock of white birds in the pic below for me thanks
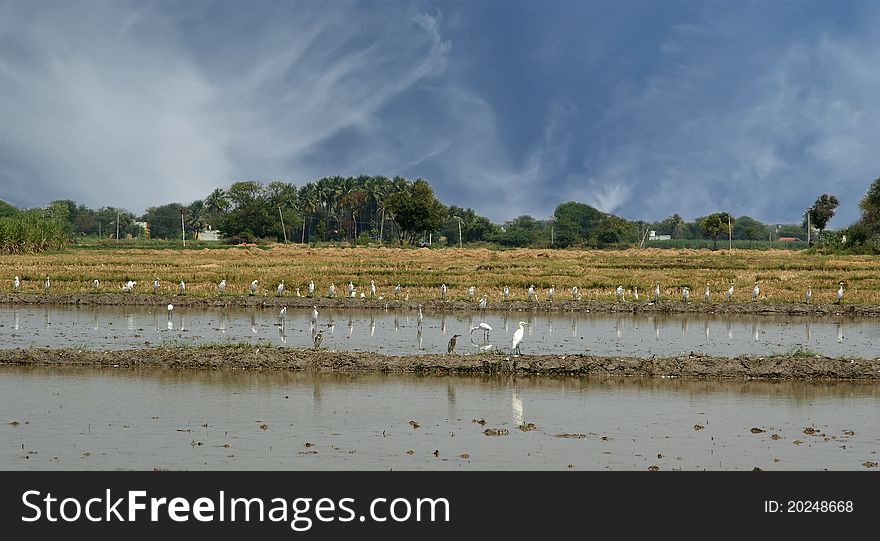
[9,275,849,355]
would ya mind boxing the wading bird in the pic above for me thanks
[218,279,226,295]
[633,287,639,301]
[752,281,760,301]
[547,287,555,302]
[704,283,710,302]
[447,334,461,355]
[178,281,185,295]
[93,279,99,291]
[682,287,690,303]
[527,285,536,302]
[726,284,735,302]
[278,306,287,326]
[312,305,319,322]
[122,280,136,293]
[153,278,160,294]
[470,322,492,342]
[511,321,529,355]
[166,304,173,320]
[313,329,324,350]
[571,286,579,300]
[347,281,355,297]
[370,280,377,300]
[439,284,447,300]
[43,275,50,293]
[417,304,423,326]
[250,280,258,295]
[836,281,845,304]
[295,287,301,298]
[13,276,19,292]
[479,294,488,310]
[276,280,284,297]
[805,286,812,304]
[653,281,661,302]
[308,281,315,297]
[394,284,401,299]
[502,286,510,301]
[467,286,476,302]
[328,283,336,298]
[615,286,625,303]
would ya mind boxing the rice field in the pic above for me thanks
[2,245,880,304]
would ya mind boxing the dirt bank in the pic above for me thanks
[1,348,877,380]
[2,293,879,317]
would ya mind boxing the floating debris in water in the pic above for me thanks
[518,423,537,432]
[483,428,509,436]
[750,427,766,434]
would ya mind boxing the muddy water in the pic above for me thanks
[0,305,877,358]
[1,366,876,470]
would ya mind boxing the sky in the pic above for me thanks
[1,0,878,227]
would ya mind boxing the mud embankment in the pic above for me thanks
[2,293,879,317]
[1,348,877,381]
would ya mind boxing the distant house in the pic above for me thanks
[197,226,221,241]
[777,237,801,242]
[648,230,671,241]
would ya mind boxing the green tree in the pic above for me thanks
[698,212,735,249]
[385,179,447,245]
[221,181,274,239]
[142,203,187,240]
[805,193,839,241]
[858,178,880,231]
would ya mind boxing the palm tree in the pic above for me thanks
[205,189,229,225]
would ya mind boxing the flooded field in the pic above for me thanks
[1,305,878,358]
[1,366,876,470]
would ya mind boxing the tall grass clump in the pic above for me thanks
[0,214,68,254]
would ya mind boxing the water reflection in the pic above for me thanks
[1,306,876,359]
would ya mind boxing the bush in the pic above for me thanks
[0,213,68,254]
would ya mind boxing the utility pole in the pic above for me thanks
[181,209,186,248]
[806,210,812,247]
[455,216,463,248]
[550,217,555,247]
[116,210,120,242]
[278,206,288,244]
[727,214,732,250]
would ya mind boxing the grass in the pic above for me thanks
[2,244,880,304]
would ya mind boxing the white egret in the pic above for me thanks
[836,281,844,304]
[571,286,578,300]
[470,322,492,342]
[278,306,287,325]
[178,280,185,294]
[360,292,365,299]
[13,276,20,292]
[350,288,357,299]
[527,285,536,302]
[615,286,625,303]
[725,284,735,302]
[153,278,160,294]
[122,280,136,293]
[218,279,226,295]
[250,280,258,295]
[277,280,284,297]
[511,321,529,355]
[682,287,690,303]
[43,275,50,293]
[313,330,324,350]
[312,305,319,322]
[467,286,476,302]
[347,281,355,297]
[751,281,760,301]
[328,283,336,298]
[166,304,174,319]
[447,334,461,354]
[703,283,710,302]
[547,287,555,302]
[805,286,812,304]
[502,285,510,301]
[633,287,639,301]
[295,287,301,297]
[439,284,447,300]
[394,284,401,298]
[417,304,423,326]
[308,280,315,297]
[653,281,661,302]
[478,294,488,310]
[370,280,377,300]
[93,279,100,291]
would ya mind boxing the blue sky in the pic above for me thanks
[1,0,878,227]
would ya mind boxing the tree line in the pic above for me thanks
[10,174,880,252]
